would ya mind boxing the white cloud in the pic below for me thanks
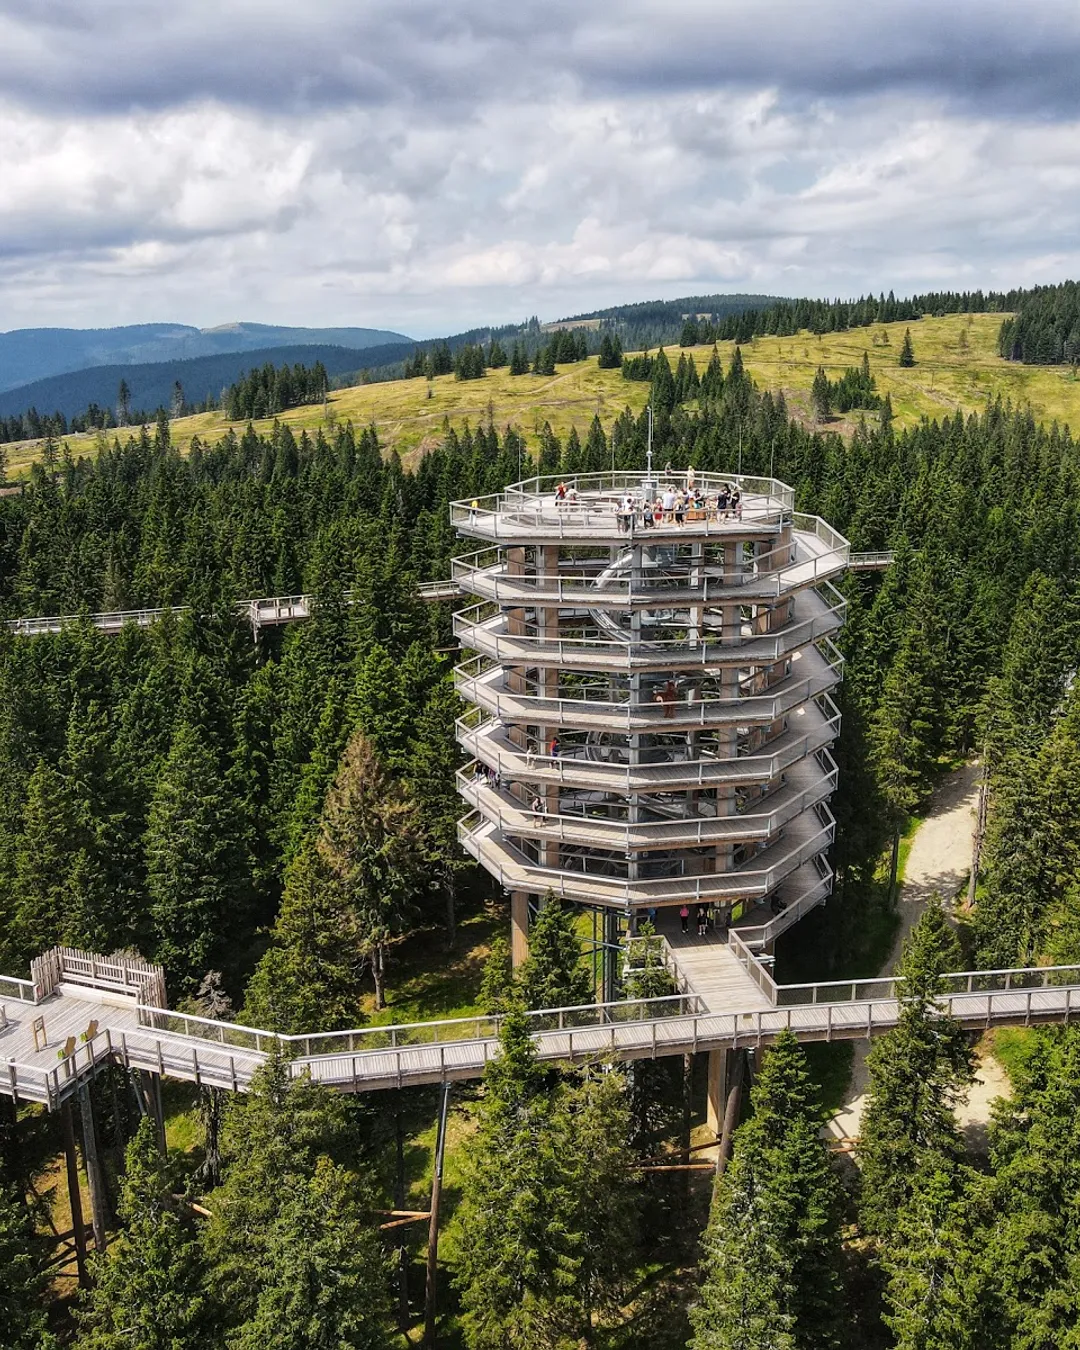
[0,3,1079,333]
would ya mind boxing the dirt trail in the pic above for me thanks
[826,760,986,1140]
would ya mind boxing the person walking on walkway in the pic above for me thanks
[679,904,690,934]
[696,904,708,938]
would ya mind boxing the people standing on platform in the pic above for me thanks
[549,735,560,759]
[662,487,676,523]
[731,485,743,520]
[679,904,690,934]
[696,904,708,937]
[531,794,547,825]
[555,482,567,505]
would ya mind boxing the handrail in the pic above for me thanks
[455,468,795,502]
[458,806,836,904]
[730,859,834,948]
[729,928,781,1001]
[457,754,838,848]
[453,641,845,730]
[7,955,1080,1104]
[453,589,847,667]
[457,693,843,789]
[452,533,849,605]
[0,975,38,1004]
[772,961,1080,1008]
[137,990,703,1058]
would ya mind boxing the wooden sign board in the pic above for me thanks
[32,1016,46,1051]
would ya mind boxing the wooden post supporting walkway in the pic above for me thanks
[510,891,530,968]
[705,1047,728,1139]
[715,1050,748,1177]
[423,1084,452,1348]
[78,1083,109,1252]
[61,1100,89,1287]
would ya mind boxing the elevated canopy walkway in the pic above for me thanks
[3,944,1078,1108]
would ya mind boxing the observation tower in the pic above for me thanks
[450,470,848,984]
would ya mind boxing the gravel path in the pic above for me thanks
[825,760,985,1140]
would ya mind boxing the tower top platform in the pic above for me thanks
[451,470,796,545]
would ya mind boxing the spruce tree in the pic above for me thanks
[316,730,423,1009]
[244,843,362,1032]
[478,934,515,1014]
[145,719,244,991]
[650,348,676,416]
[454,1008,638,1349]
[0,1180,53,1349]
[230,1156,391,1350]
[519,895,592,1009]
[858,905,973,1237]
[12,757,80,962]
[407,675,467,943]
[206,1052,389,1343]
[898,328,916,366]
[78,1118,207,1349]
[981,1027,1080,1345]
[880,1155,992,1350]
[810,367,832,421]
[690,1032,844,1350]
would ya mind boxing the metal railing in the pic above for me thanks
[729,929,782,1000]
[457,805,835,906]
[0,975,38,1005]
[456,693,843,790]
[451,492,791,542]
[622,933,694,997]
[451,520,849,606]
[453,641,844,731]
[730,858,834,949]
[457,752,838,849]
[7,955,1080,1103]
[849,551,895,571]
[772,962,1080,1008]
[453,586,847,668]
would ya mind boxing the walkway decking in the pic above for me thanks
[4,945,1080,1106]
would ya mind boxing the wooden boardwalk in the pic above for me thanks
[3,945,1080,1107]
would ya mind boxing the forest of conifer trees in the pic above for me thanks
[3,343,1080,1346]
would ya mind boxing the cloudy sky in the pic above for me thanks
[1,0,1079,336]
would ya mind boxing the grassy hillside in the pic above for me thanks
[6,312,1080,478]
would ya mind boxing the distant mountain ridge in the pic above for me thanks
[0,321,412,393]
[0,341,415,422]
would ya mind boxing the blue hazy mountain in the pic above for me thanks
[0,341,415,422]
[0,322,412,394]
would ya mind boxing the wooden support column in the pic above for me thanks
[61,1100,89,1288]
[716,1050,748,1176]
[705,1047,729,1138]
[138,1070,166,1155]
[78,1083,109,1252]
[510,891,530,968]
[423,1084,452,1348]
